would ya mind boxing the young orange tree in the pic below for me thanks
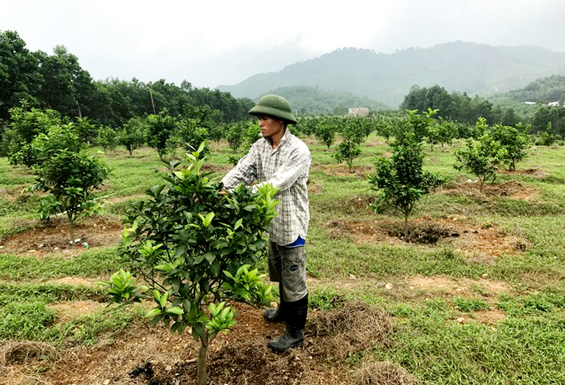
[368,132,441,239]
[119,144,278,385]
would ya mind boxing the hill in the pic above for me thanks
[499,75,565,103]
[265,86,391,115]
[487,75,565,120]
[218,42,565,108]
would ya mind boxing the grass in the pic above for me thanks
[0,247,124,280]
[1,137,565,383]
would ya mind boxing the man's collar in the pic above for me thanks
[280,127,291,143]
[263,127,291,146]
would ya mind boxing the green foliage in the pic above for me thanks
[226,120,260,164]
[118,117,147,156]
[368,114,442,238]
[96,125,119,153]
[532,105,565,137]
[32,150,109,225]
[146,112,178,159]
[454,118,506,190]
[295,116,320,136]
[396,108,438,143]
[225,121,245,152]
[119,143,279,383]
[504,75,565,106]
[533,130,559,146]
[0,300,56,340]
[205,301,236,336]
[488,123,529,171]
[98,269,148,304]
[6,106,63,167]
[315,118,338,149]
[74,117,97,143]
[30,122,84,166]
[455,138,501,190]
[0,30,42,121]
[334,140,362,173]
[426,118,456,148]
[39,45,99,119]
[369,139,441,237]
[453,297,490,312]
[222,264,274,306]
[175,117,209,153]
[455,118,529,188]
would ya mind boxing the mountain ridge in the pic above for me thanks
[217,41,565,107]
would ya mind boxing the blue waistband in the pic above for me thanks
[284,236,305,248]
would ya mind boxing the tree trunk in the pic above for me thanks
[67,215,75,246]
[197,338,208,385]
[404,214,410,242]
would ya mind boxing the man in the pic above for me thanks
[221,94,311,352]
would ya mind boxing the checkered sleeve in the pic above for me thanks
[254,144,311,193]
[220,145,258,190]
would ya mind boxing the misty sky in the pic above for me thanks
[2,0,564,89]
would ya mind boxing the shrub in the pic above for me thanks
[119,143,279,385]
[368,133,441,239]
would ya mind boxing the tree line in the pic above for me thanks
[401,84,565,139]
[0,30,254,136]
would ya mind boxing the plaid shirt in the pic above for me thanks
[221,129,311,246]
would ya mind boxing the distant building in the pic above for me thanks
[348,107,370,117]
[525,101,561,107]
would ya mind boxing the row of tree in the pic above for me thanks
[401,84,565,138]
[0,30,254,131]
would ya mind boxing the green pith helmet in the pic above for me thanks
[249,94,297,124]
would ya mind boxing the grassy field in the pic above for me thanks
[1,136,565,384]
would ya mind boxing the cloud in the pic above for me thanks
[2,0,565,88]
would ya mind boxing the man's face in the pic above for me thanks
[257,115,285,139]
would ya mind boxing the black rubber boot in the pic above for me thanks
[264,306,286,322]
[264,283,287,322]
[267,294,308,353]
[267,327,304,352]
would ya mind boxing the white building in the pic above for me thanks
[348,107,370,117]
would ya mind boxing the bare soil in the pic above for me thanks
[438,179,540,202]
[326,216,531,260]
[310,164,374,178]
[0,215,123,256]
[0,302,408,385]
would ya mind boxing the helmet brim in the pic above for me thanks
[249,105,297,125]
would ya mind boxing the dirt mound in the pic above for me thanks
[308,301,393,361]
[0,214,123,255]
[326,217,531,259]
[379,220,459,244]
[1,341,58,365]
[2,301,405,385]
[134,301,394,384]
[439,180,538,201]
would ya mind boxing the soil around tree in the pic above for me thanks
[326,216,531,260]
[0,214,123,256]
[0,302,414,385]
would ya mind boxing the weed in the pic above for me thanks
[454,297,490,312]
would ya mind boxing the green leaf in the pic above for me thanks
[204,252,216,264]
[166,307,184,315]
[145,308,162,318]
